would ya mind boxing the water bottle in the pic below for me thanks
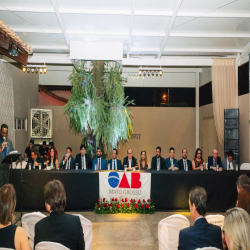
[28,163,31,170]
[172,164,175,171]
[39,163,41,170]
[201,164,203,171]
[236,164,238,171]
[51,163,54,170]
[186,163,188,172]
[108,164,110,170]
[216,164,219,171]
[94,164,97,171]
[157,164,160,171]
[75,163,78,170]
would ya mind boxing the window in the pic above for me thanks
[14,118,27,131]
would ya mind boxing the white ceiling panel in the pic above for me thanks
[131,36,162,48]
[0,0,52,9]
[0,10,32,27]
[62,14,130,33]
[134,0,175,14]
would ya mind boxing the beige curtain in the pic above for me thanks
[212,58,237,150]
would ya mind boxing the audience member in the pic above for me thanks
[237,184,250,215]
[39,141,49,161]
[46,148,59,170]
[192,148,205,170]
[222,150,236,170]
[178,186,223,250]
[75,144,92,169]
[123,149,137,170]
[92,147,107,170]
[0,184,31,250]
[166,147,179,170]
[151,147,165,170]
[34,180,85,250]
[223,207,250,250]
[236,174,250,193]
[26,148,45,170]
[178,148,192,171]
[208,148,223,171]
[46,142,58,159]
[59,147,75,170]
[138,150,150,170]
[108,149,122,170]
[24,139,34,158]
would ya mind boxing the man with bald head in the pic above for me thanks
[123,149,137,170]
[208,148,223,171]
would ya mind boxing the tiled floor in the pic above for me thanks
[14,211,221,250]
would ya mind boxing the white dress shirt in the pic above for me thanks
[227,159,233,170]
[112,159,117,170]
[81,155,86,169]
[128,159,132,168]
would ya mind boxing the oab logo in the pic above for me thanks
[108,172,141,189]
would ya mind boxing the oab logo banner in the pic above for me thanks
[99,172,151,201]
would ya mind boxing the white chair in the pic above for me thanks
[158,214,190,250]
[0,248,15,250]
[73,214,93,250]
[240,163,250,170]
[22,212,46,249]
[205,214,224,229]
[196,247,221,250]
[35,241,70,250]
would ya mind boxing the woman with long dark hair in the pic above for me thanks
[46,147,59,170]
[138,150,150,170]
[192,148,205,170]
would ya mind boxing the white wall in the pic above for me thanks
[199,67,211,87]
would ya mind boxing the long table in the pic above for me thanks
[12,170,250,212]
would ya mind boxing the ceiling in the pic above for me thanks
[0,0,250,63]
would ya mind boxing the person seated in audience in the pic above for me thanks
[237,184,250,215]
[0,184,31,250]
[46,147,59,170]
[208,148,223,171]
[222,150,236,170]
[39,141,49,161]
[178,148,192,171]
[34,180,85,250]
[108,148,122,170]
[24,139,34,158]
[236,174,250,193]
[192,148,205,170]
[26,148,45,170]
[92,147,107,170]
[46,141,58,159]
[123,149,137,170]
[166,147,179,170]
[75,144,92,169]
[178,186,223,250]
[59,147,75,170]
[223,207,250,250]
[138,150,150,170]
[151,146,165,170]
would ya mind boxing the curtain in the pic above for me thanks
[212,58,237,150]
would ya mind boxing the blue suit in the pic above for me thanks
[108,159,122,170]
[207,156,223,170]
[165,157,179,170]
[92,157,107,170]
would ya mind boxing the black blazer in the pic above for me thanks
[34,212,85,250]
[208,156,223,170]
[178,217,223,250]
[178,159,192,171]
[26,156,45,170]
[59,156,76,170]
[123,156,137,168]
[75,153,92,169]
[151,156,165,170]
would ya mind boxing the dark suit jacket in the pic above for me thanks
[151,156,165,170]
[178,217,223,250]
[26,156,45,170]
[0,138,15,163]
[123,156,137,168]
[59,156,76,169]
[165,157,179,170]
[108,159,122,170]
[34,211,85,250]
[92,157,107,170]
[178,159,192,171]
[208,156,223,170]
[75,153,92,169]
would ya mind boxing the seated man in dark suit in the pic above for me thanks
[178,186,223,250]
[75,144,92,169]
[151,146,165,170]
[165,147,179,170]
[222,150,236,170]
[59,147,75,170]
[123,149,137,170]
[34,180,85,250]
[178,148,192,171]
[108,148,122,170]
[92,147,107,170]
[26,149,45,170]
[208,148,223,171]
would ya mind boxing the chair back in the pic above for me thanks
[22,212,46,249]
[35,241,70,250]
[158,214,190,250]
[205,214,224,229]
[73,214,93,250]
[240,163,250,170]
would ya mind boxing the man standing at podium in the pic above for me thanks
[0,124,15,186]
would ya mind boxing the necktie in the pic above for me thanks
[33,160,36,169]
[113,160,116,170]
[228,161,230,170]
[98,158,100,170]
[82,156,85,169]
[66,159,69,169]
